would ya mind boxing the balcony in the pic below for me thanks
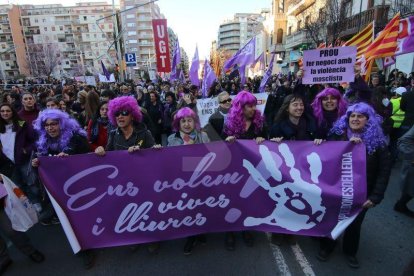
[336,5,390,38]
[137,24,152,30]
[55,20,72,25]
[286,0,315,16]
[270,43,286,53]
[219,31,240,39]
[285,30,308,50]
[0,28,11,34]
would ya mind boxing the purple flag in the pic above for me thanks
[179,69,185,83]
[223,37,256,70]
[259,53,275,92]
[170,40,181,81]
[189,46,200,86]
[38,141,366,253]
[396,16,414,56]
[239,65,246,85]
[101,61,110,81]
[202,59,217,98]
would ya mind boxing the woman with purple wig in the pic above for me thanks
[31,109,95,269]
[311,87,348,139]
[317,102,391,268]
[167,107,209,255]
[94,96,155,156]
[224,91,267,143]
[223,91,267,249]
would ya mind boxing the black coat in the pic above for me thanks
[205,109,226,141]
[328,133,391,204]
[401,90,414,128]
[270,114,317,141]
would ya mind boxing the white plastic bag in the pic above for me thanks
[1,174,38,232]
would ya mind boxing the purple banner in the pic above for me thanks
[303,46,356,84]
[38,141,366,253]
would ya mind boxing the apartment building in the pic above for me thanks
[120,0,164,73]
[0,5,28,79]
[20,2,116,78]
[217,13,265,53]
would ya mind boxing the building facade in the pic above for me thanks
[19,2,116,78]
[217,13,265,53]
[120,0,164,77]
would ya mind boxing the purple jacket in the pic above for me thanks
[0,121,37,166]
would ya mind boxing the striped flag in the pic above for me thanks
[364,13,400,62]
[361,13,400,79]
[344,22,374,59]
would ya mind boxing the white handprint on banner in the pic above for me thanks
[242,143,326,232]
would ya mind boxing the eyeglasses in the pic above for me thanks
[220,99,232,104]
[115,110,130,117]
[44,122,59,128]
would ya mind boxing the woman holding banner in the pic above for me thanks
[31,109,95,269]
[317,102,391,268]
[167,107,209,255]
[269,94,320,245]
[224,91,267,250]
[270,94,318,143]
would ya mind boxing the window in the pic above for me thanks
[34,19,38,23]
[42,18,46,22]
[127,23,136,27]
[52,27,56,31]
[66,61,70,65]
[277,28,283,44]
[44,27,47,31]
[342,1,351,18]
[305,16,310,26]
[319,8,326,21]
[102,34,105,38]
[59,26,63,31]
[128,31,137,36]
[86,34,90,38]
[129,39,138,44]
[126,14,135,19]
[288,26,292,35]
[83,16,87,21]
[297,20,302,31]
[94,34,97,38]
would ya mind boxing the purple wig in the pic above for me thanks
[107,96,142,126]
[33,109,86,156]
[172,107,201,132]
[311,87,348,126]
[329,102,387,154]
[224,91,264,138]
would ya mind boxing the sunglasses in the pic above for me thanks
[115,110,130,117]
[220,98,232,104]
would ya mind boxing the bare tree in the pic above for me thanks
[26,43,61,77]
[299,0,343,47]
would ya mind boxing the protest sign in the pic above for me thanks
[302,46,357,84]
[197,93,268,127]
[39,141,366,253]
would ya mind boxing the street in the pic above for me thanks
[4,163,414,276]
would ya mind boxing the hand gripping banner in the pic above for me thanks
[38,141,366,253]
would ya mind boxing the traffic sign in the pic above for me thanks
[125,53,137,67]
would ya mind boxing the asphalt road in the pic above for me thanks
[4,163,414,276]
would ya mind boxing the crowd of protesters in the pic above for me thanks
[0,67,413,273]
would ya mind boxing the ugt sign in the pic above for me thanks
[152,19,171,73]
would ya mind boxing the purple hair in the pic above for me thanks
[224,91,264,138]
[108,96,142,126]
[329,102,387,154]
[33,109,86,156]
[172,107,200,132]
[311,87,348,126]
